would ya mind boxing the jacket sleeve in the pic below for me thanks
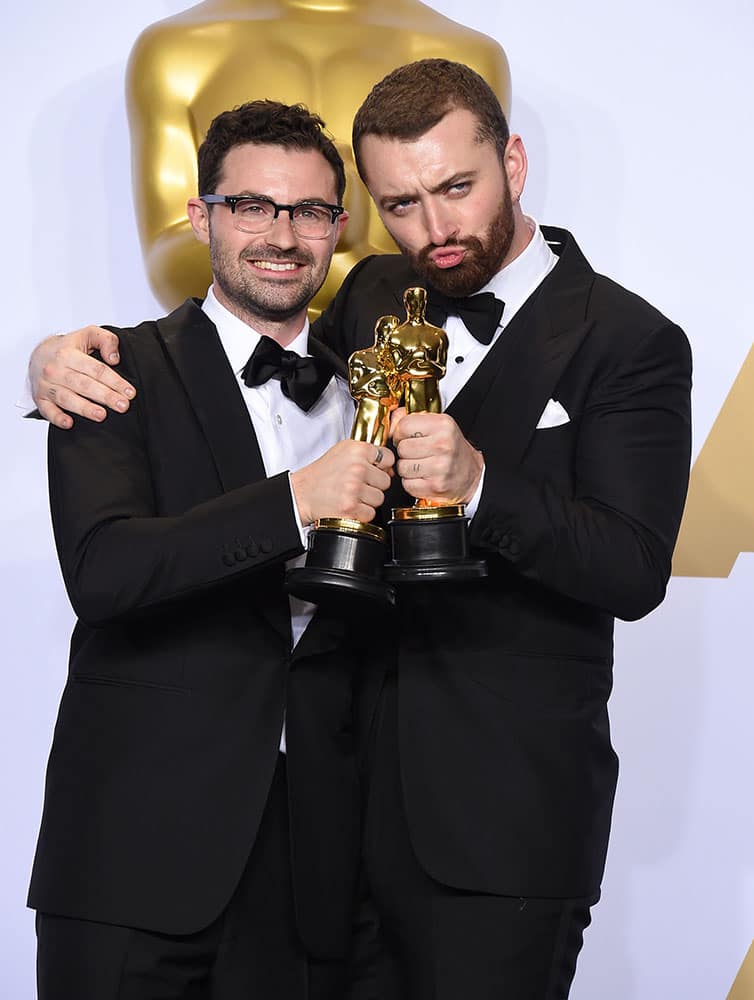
[471,320,692,621]
[47,342,304,628]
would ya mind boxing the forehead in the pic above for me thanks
[217,143,338,202]
[360,108,502,198]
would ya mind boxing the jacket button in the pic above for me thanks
[260,538,274,554]
[500,533,511,548]
[508,538,521,556]
[246,541,259,558]
[234,549,247,562]
[222,553,235,567]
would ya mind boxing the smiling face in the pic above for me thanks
[188,142,347,340]
[358,108,529,297]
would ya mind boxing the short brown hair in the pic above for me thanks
[352,59,509,183]
[198,100,346,203]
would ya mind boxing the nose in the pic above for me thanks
[423,201,459,246]
[265,210,299,249]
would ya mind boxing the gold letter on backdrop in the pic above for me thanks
[125,0,510,314]
[673,347,754,577]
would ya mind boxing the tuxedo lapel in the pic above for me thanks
[448,229,596,469]
[157,299,289,639]
[157,299,267,492]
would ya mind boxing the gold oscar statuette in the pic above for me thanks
[383,288,488,582]
[284,317,404,606]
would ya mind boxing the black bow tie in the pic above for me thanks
[241,336,335,412]
[427,289,505,345]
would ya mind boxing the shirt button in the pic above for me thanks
[276,414,283,425]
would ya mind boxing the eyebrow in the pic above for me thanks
[379,171,478,208]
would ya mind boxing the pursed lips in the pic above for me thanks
[427,247,467,269]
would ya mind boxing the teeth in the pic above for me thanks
[253,260,299,271]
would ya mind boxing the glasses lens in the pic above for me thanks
[233,198,276,233]
[291,204,333,238]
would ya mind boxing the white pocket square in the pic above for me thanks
[536,398,570,429]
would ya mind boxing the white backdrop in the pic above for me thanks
[2,2,753,997]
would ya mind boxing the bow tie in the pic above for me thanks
[241,336,335,412]
[427,289,505,345]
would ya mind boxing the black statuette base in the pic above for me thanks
[285,520,395,607]
[384,512,487,583]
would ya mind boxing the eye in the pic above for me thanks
[446,181,471,197]
[236,199,270,216]
[294,205,330,222]
[386,198,415,216]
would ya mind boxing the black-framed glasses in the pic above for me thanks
[200,194,345,239]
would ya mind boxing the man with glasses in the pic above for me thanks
[27,99,394,1000]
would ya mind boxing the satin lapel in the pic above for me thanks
[379,261,423,319]
[156,300,266,491]
[156,300,288,638]
[448,230,596,469]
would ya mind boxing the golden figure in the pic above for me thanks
[126,0,510,313]
[349,315,403,445]
[389,287,448,414]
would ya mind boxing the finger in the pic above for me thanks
[36,398,74,430]
[40,383,107,422]
[53,368,132,413]
[396,458,430,483]
[387,407,408,439]
[395,436,432,461]
[60,352,136,401]
[397,477,425,501]
[84,326,122,365]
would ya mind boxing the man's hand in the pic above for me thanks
[391,410,483,504]
[29,326,135,429]
[291,440,395,525]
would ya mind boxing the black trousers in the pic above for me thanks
[36,755,346,1000]
[358,675,595,1000]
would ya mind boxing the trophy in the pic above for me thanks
[284,316,403,606]
[383,287,487,582]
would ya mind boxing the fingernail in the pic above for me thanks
[124,387,135,398]
[109,352,119,362]
[116,400,127,412]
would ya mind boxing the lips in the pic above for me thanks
[427,248,467,269]
[250,259,300,272]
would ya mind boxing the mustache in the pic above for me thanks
[240,247,314,266]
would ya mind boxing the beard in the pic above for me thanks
[395,183,515,298]
[210,238,327,324]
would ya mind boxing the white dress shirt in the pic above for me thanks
[202,287,354,750]
[442,218,558,516]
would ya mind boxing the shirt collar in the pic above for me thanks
[477,216,558,326]
[201,284,311,375]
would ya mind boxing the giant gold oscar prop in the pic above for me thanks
[285,316,403,605]
[126,0,510,314]
[382,288,487,582]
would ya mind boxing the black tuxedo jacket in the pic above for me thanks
[29,299,359,958]
[315,227,692,898]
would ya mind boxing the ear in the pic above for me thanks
[333,209,349,247]
[187,198,211,245]
[503,135,528,202]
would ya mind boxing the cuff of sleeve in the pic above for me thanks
[288,471,310,548]
[464,464,486,521]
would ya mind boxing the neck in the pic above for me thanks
[499,206,535,271]
[212,283,307,347]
